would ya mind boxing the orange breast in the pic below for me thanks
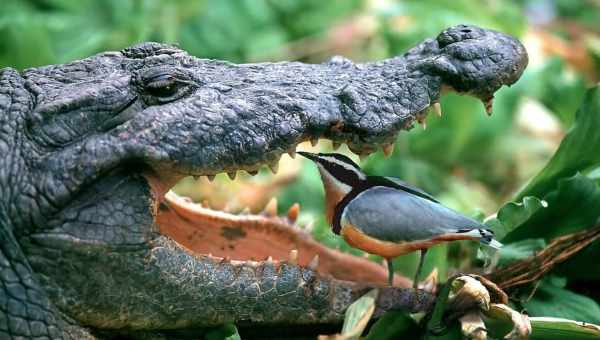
[320,172,349,225]
[341,223,479,258]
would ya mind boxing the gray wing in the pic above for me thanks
[383,176,439,202]
[341,186,485,242]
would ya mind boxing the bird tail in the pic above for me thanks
[458,228,503,249]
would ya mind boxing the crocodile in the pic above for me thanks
[0,25,527,339]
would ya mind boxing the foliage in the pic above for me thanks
[3,0,600,338]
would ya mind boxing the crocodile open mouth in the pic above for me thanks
[147,136,421,288]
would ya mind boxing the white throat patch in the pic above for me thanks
[317,164,353,194]
[319,155,366,181]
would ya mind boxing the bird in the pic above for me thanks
[298,151,502,288]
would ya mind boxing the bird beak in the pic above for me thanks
[297,151,319,162]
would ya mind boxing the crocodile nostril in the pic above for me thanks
[461,29,472,33]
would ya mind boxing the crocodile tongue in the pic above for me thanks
[155,190,412,287]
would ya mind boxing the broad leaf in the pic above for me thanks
[205,323,242,340]
[365,311,420,340]
[339,288,378,339]
[523,280,600,324]
[530,317,600,340]
[496,238,546,267]
[517,86,600,200]
[486,196,547,239]
[503,173,600,242]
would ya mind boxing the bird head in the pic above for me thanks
[298,152,366,193]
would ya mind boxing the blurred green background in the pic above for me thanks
[3,0,600,326]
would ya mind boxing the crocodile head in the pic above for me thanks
[0,25,526,337]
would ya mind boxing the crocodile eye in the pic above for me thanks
[146,74,179,98]
[139,68,195,104]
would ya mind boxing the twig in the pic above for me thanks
[487,225,600,290]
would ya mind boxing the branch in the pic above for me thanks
[487,225,600,290]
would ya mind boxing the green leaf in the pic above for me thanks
[530,317,600,340]
[365,311,420,340]
[517,86,600,200]
[496,238,546,267]
[523,280,600,324]
[340,288,378,339]
[486,196,548,239]
[504,173,600,242]
[205,323,241,340]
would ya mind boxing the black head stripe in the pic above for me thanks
[323,162,362,186]
[319,153,361,170]
[315,152,364,186]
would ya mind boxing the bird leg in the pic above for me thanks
[414,249,428,289]
[386,258,395,286]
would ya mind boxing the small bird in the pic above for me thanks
[298,151,502,288]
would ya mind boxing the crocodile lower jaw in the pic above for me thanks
[143,139,414,287]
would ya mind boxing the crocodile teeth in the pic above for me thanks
[201,200,210,208]
[240,207,251,215]
[382,143,394,158]
[310,138,318,147]
[268,162,279,174]
[264,197,278,216]
[289,249,298,265]
[227,171,237,180]
[207,175,216,182]
[419,268,438,293]
[484,98,494,115]
[266,256,273,262]
[332,141,341,150]
[432,102,442,117]
[307,254,319,270]
[287,148,296,159]
[417,115,427,130]
[287,203,300,222]
[303,221,314,232]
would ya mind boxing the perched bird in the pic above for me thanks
[298,151,502,288]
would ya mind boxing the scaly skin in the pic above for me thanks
[0,25,527,338]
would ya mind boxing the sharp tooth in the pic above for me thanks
[287,203,300,222]
[419,268,439,293]
[382,143,394,157]
[268,162,279,174]
[303,221,314,232]
[201,200,209,208]
[289,249,298,265]
[266,256,273,262]
[240,207,251,215]
[227,171,237,180]
[264,197,278,216]
[307,254,319,270]
[207,175,216,182]
[417,115,427,130]
[484,98,493,116]
[310,138,318,147]
[332,141,341,150]
[288,148,296,159]
[432,102,442,117]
